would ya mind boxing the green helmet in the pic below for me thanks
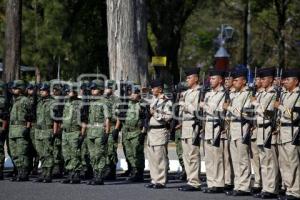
[106,80,117,90]
[90,79,104,90]
[12,80,26,90]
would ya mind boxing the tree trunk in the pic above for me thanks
[3,0,22,82]
[107,0,148,86]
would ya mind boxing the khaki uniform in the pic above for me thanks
[277,87,300,198]
[202,86,225,188]
[253,86,279,194]
[180,85,201,187]
[147,94,172,185]
[227,86,252,192]
[250,88,264,189]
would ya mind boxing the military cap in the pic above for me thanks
[282,68,300,79]
[257,67,276,78]
[232,70,248,79]
[150,79,163,88]
[39,82,50,91]
[12,80,26,90]
[90,79,104,90]
[106,80,117,90]
[224,69,234,78]
[184,68,200,76]
[209,69,225,77]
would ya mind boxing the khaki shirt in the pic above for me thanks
[227,86,251,141]
[180,85,200,139]
[147,94,172,146]
[203,86,225,140]
[252,87,276,145]
[278,87,300,144]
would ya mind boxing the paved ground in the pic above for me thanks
[0,176,256,200]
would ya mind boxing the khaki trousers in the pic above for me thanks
[181,138,201,187]
[258,145,279,194]
[251,139,262,188]
[278,143,300,198]
[204,140,225,188]
[223,139,234,186]
[147,144,168,185]
[230,139,251,192]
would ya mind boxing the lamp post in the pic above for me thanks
[214,24,234,70]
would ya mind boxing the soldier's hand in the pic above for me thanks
[101,133,109,145]
[150,108,155,116]
[199,101,205,108]
[223,102,229,110]
[250,96,256,103]
[274,101,280,109]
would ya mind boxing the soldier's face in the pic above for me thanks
[91,89,100,96]
[27,89,34,95]
[105,88,113,96]
[283,77,299,91]
[261,76,273,88]
[186,75,199,88]
[40,90,49,97]
[255,78,262,88]
[233,77,246,91]
[209,76,222,89]
[151,87,162,97]
[12,88,21,95]
[225,77,233,89]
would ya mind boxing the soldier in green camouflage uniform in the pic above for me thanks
[121,85,145,182]
[61,83,83,184]
[103,80,119,180]
[0,81,9,180]
[9,80,32,181]
[34,83,56,183]
[79,81,93,179]
[26,82,39,175]
[86,80,111,185]
[50,82,64,178]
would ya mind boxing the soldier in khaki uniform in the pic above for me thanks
[200,70,226,193]
[250,75,263,194]
[144,80,172,189]
[252,68,279,199]
[178,68,202,191]
[223,71,234,191]
[274,69,300,200]
[223,70,252,196]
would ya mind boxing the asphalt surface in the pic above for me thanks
[0,174,258,200]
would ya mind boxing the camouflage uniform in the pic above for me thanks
[9,80,32,181]
[34,83,56,183]
[61,84,82,184]
[86,80,110,185]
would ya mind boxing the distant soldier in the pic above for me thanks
[251,68,279,198]
[223,70,234,192]
[86,80,111,185]
[60,83,83,184]
[250,74,263,195]
[178,68,202,191]
[103,80,119,180]
[274,69,300,200]
[223,70,252,196]
[120,84,145,182]
[145,80,172,189]
[9,80,32,181]
[200,70,226,193]
[33,82,56,183]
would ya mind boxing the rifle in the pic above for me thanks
[212,82,231,147]
[264,68,282,149]
[241,68,257,145]
[192,73,207,146]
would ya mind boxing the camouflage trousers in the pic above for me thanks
[62,131,82,172]
[106,133,118,168]
[122,131,145,170]
[53,136,64,175]
[35,129,54,176]
[87,136,107,174]
[81,138,92,174]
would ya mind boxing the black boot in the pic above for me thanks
[177,169,186,181]
[70,172,81,184]
[127,168,144,182]
[61,172,72,184]
[88,172,104,185]
[0,167,4,180]
[52,165,63,178]
[43,168,52,183]
[18,169,29,182]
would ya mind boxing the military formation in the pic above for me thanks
[0,67,299,200]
